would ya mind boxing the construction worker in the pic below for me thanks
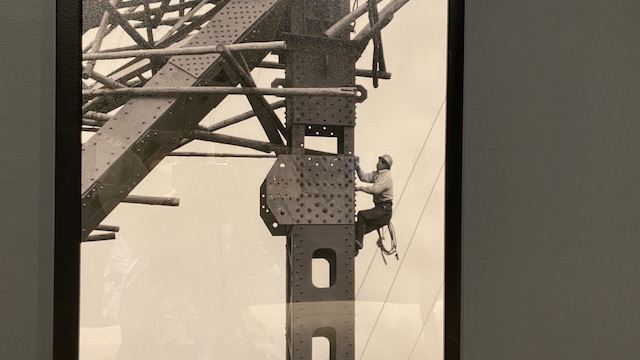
[354,154,394,255]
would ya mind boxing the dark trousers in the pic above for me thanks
[355,202,392,250]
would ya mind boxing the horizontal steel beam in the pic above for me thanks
[168,152,277,158]
[119,0,200,20]
[84,111,113,121]
[122,195,180,206]
[133,14,205,28]
[207,100,285,132]
[84,233,116,241]
[96,225,120,232]
[257,60,392,80]
[325,0,384,38]
[189,130,288,154]
[82,41,287,60]
[83,68,128,88]
[82,86,360,99]
[353,0,411,42]
[115,0,166,9]
[82,119,105,127]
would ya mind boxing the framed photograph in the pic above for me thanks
[57,0,461,358]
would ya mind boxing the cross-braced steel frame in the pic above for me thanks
[81,0,410,358]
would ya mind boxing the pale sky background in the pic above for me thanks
[80,1,447,359]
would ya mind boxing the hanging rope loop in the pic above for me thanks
[376,222,398,265]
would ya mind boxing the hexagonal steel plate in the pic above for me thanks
[261,155,356,228]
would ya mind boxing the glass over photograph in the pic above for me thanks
[79,0,447,359]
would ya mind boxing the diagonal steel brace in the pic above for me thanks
[218,44,286,144]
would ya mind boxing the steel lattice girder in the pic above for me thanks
[81,0,289,238]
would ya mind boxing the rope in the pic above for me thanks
[376,222,398,265]
[358,162,445,360]
[356,96,446,297]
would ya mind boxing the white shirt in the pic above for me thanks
[356,168,393,204]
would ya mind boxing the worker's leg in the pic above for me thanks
[355,208,375,251]
[365,213,392,234]
[355,205,392,254]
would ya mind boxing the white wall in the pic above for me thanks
[463,1,640,359]
[0,1,55,359]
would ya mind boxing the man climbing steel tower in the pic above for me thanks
[354,154,394,255]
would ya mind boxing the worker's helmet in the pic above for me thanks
[379,154,393,169]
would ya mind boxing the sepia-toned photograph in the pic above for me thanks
[79,0,447,358]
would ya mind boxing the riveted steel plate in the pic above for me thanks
[144,61,201,87]
[170,0,278,78]
[290,0,350,36]
[303,124,341,137]
[287,225,355,302]
[82,97,178,189]
[288,52,356,87]
[261,155,356,227]
[82,149,151,236]
[290,96,355,126]
[285,37,357,127]
[287,301,355,360]
[260,181,289,236]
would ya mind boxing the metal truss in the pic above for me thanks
[81,0,411,359]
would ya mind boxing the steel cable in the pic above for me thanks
[358,161,445,360]
[356,96,446,298]
[406,282,444,360]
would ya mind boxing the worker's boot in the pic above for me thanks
[355,239,363,256]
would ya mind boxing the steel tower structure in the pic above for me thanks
[81,1,409,358]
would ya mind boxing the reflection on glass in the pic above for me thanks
[80,1,446,359]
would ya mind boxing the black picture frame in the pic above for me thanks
[53,1,465,358]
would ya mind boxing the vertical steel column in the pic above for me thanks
[285,1,355,359]
[286,225,356,360]
[259,1,362,357]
